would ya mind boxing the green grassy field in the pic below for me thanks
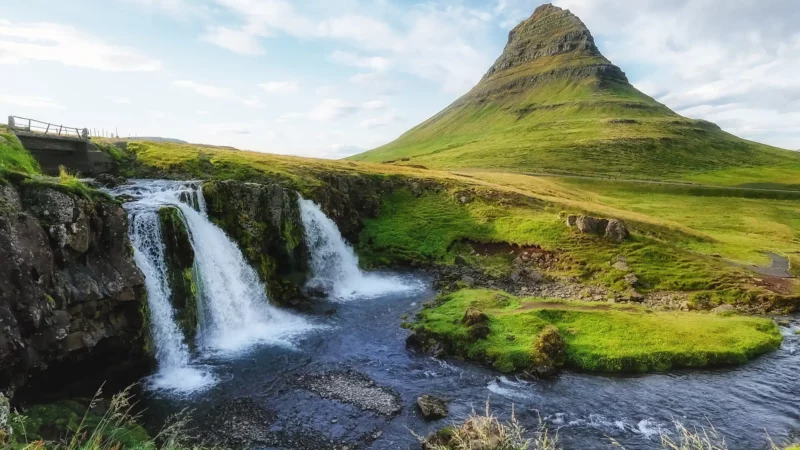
[411,289,782,373]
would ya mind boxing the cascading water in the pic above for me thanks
[298,196,420,300]
[110,180,312,392]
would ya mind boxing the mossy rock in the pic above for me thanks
[202,181,309,305]
[159,206,198,345]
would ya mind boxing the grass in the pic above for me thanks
[7,385,208,450]
[0,125,40,180]
[104,140,799,301]
[359,189,763,295]
[411,289,782,373]
[416,401,557,450]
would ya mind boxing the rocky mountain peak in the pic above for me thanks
[482,3,608,80]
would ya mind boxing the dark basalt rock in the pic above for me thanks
[0,181,146,396]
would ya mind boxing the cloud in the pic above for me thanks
[307,98,359,121]
[286,98,390,122]
[329,50,390,71]
[0,20,162,71]
[0,94,65,109]
[202,26,266,55]
[361,110,404,129]
[549,0,800,149]
[259,80,299,94]
[204,2,493,93]
[172,79,264,107]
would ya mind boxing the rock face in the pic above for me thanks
[203,180,309,305]
[483,4,626,83]
[158,206,197,344]
[417,394,448,420]
[0,181,146,395]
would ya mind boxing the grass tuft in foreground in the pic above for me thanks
[7,385,211,450]
[411,289,782,373]
[416,401,558,450]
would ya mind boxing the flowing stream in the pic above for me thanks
[110,180,312,393]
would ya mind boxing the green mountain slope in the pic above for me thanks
[349,4,800,179]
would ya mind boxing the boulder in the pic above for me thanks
[462,308,488,326]
[711,304,737,315]
[568,215,629,243]
[92,173,128,188]
[624,272,639,287]
[417,394,448,420]
[604,219,629,243]
[575,216,609,234]
[566,215,578,226]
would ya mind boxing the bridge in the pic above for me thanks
[8,116,113,176]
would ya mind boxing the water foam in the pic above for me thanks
[298,197,422,300]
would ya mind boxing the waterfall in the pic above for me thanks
[298,197,419,300]
[111,180,312,393]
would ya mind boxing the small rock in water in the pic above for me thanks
[417,394,448,420]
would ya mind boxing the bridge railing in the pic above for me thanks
[8,115,88,140]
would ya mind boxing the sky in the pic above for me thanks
[1,0,799,158]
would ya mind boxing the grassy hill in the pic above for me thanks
[348,4,800,182]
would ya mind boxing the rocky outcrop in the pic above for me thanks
[0,180,146,395]
[203,180,309,305]
[158,207,197,344]
[567,215,629,243]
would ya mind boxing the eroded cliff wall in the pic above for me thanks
[0,180,147,395]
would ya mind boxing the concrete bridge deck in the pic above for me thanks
[8,116,113,176]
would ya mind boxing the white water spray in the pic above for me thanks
[298,197,419,300]
[112,180,312,392]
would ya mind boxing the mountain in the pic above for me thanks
[349,4,799,179]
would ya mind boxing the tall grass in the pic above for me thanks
[416,401,559,450]
[9,385,209,450]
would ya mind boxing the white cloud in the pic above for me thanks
[172,79,264,107]
[259,80,299,94]
[329,50,391,71]
[307,98,359,122]
[204,2,492,93]
[362,100,387,110]
[0,20,161,72]
[361,110,403,129]
[202,26,266,55]
[0,94,65,109]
